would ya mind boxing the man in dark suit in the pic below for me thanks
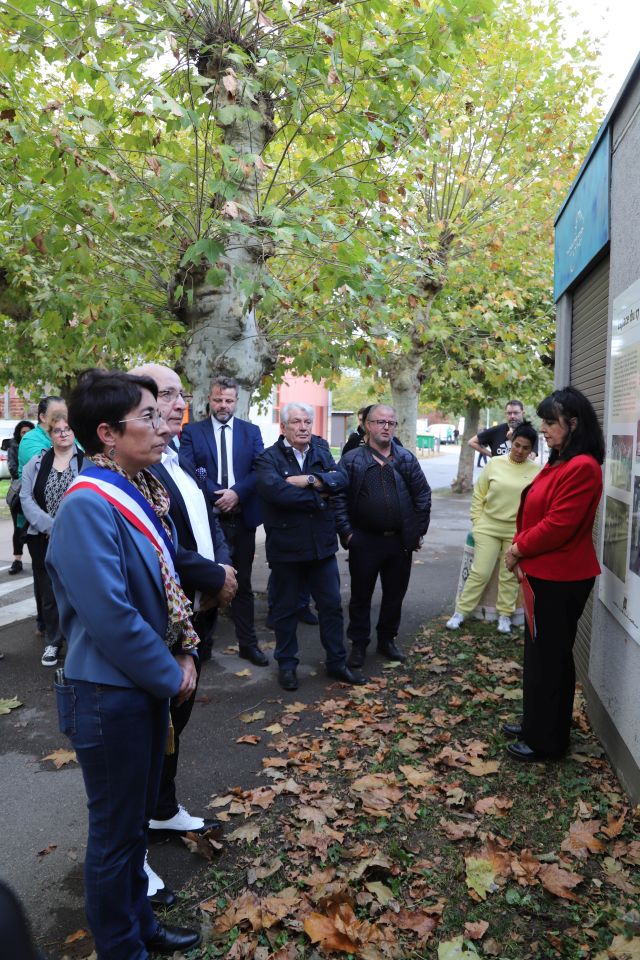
[180,375,268,666]
[132,364,237,906]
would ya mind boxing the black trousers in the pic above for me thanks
[26,534,63,650]
[152,610,216,820]
[9,502,26,556]
[219,514,258,647]
[347,530,412,648]
[522,575,595,757]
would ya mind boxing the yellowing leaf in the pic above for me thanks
[239,710,266,723]
[235,668,252,678]
[438,935,480,958]
[594,935,640,959]
[365,881,395,905]
[465,857,499,900]
[0,697,22,715]
[42,748,77,768]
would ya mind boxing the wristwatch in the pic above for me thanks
[306,475,316,486]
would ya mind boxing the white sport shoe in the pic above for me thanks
[497,615,512,634]
[41,645,58,667]
[148,804,205,833]
[446,612,465,630]
[143,852,165,896]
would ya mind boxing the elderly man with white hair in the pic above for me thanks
[255,403,365,692]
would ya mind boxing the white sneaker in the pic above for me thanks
[41,645,58,667]
[497,615,512,634]
[148,804,205,833]
[446,612,465,630]
[144,852,165,896]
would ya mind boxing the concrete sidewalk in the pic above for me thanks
[0,492,472,957]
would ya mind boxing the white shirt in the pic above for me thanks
[283,437,310,472]
[161,444,216,611]
[211,415,236,488]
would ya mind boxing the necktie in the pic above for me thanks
[220,424,229,489]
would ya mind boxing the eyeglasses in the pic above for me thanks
[368,419,398,428]
[51,427,72,437]
[119,411,165,430]
[158,389,192,404]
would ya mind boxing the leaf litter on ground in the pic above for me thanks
[75,619,640,958]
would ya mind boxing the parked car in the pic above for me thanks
[0,420,22,479]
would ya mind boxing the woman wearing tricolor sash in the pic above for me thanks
[46,370,201,959]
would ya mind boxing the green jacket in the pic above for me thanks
[17,424,52,478]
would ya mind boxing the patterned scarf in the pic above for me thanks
[92,454,199,654]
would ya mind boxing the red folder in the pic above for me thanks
[520,573,536,641]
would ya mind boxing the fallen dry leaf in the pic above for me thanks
[234,668,252,677]
[236,735,261,745]
[182,832,223,861]
[398,764,434,787]
[440,818,478,841]
[539,863,584,901]
[227,823,261,844]
[594,934,640,959]
[380,906,440,939]
[474,796,513,817]
[603,810,627,838]
[42,748,77,768]
[465,920,489,940]
[38,843,57,857]
[239,709,265,723]
[561,818,606,859]
[64,929,89,945]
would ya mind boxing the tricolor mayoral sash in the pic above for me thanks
[65,466,177,578]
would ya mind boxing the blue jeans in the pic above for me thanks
[55,680,168,960]
[269,556,346,671]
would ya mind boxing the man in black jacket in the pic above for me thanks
[256,403,366,692]
[132,364,236,905]
[335,404,432,668]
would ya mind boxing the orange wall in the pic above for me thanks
[277,375,329,440]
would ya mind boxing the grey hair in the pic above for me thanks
[281,402,314,424]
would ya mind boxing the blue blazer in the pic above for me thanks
[179,416,264,529]
[46,488,183,699]
[150,458,232,602]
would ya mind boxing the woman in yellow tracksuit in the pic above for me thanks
[447,422,539,634]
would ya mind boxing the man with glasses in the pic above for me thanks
[256,403,365,692]
[180,375,268,666]
[335,404,432,668]
[130,364,234,906]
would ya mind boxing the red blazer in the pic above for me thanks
[514,454,602,581]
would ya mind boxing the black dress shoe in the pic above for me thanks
[377,641,406,662]
[298,606,319,625]
[347,644,367,669]
[239,645,269,667]
[502,721,523,738]
[149,887,176,909]
[278,669,298,691]
[147,924,201,953]
[8,560,23,575]
[326,664,366,685]
[506,740,555,762]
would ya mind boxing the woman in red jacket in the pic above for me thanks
[504,386,604,761]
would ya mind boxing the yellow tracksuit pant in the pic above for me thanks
[457,525,519,617]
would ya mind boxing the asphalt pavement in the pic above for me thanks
[0,446,473,957]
